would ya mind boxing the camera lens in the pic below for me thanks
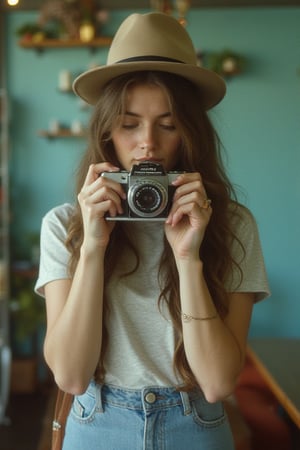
[128,180,167,217]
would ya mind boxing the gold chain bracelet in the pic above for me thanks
[181,312,218,323]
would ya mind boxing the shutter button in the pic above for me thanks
[145,392,156,404]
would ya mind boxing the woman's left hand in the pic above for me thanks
[165,172,212,260]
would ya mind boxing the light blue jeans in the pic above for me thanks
[63,381,234,450]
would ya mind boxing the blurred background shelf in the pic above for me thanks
[19,36,113,50]
[38,129,86,139]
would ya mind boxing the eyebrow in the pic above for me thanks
[124,111,172,118]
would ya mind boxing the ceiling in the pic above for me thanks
[1,0,300,10]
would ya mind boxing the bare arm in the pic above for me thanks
[166,172,254,402]
[43,162,124,395]
[44,246,105,395]
[176,257,253,403]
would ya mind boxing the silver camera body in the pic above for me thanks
[101,161,183,221]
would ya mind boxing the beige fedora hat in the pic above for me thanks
[73,12,226,110]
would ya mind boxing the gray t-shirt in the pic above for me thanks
[35,203,270,388]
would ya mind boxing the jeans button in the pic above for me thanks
[145,392,156,404]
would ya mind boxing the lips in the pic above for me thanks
[134,157,163,164]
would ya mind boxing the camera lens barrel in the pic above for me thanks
[128,180,168,218]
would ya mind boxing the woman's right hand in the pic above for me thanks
[77,162,126,250]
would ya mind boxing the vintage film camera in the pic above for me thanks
[101,161,184,221]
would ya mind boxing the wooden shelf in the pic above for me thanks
[19,36,113,50]
[38,129,86,139]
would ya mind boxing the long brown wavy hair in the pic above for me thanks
[65,71,244,390]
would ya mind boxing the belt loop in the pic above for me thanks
[96,384,104,413]
[180,391,192,415]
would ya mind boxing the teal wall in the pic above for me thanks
[4,8,300,338]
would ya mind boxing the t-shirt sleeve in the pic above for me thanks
[34,204,74,297]
[225,206,270,302]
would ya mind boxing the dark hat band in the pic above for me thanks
[116,55,184,64]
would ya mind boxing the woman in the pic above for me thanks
[35,12,270,450]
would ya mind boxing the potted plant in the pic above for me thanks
[10,263,46,393]
[207,49,246,77]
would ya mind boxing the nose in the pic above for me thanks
[139,125,155,152]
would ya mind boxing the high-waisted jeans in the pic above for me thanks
[63,381,234,450]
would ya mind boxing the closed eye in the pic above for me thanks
[160,124,176,130]
[121,121,139,129]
